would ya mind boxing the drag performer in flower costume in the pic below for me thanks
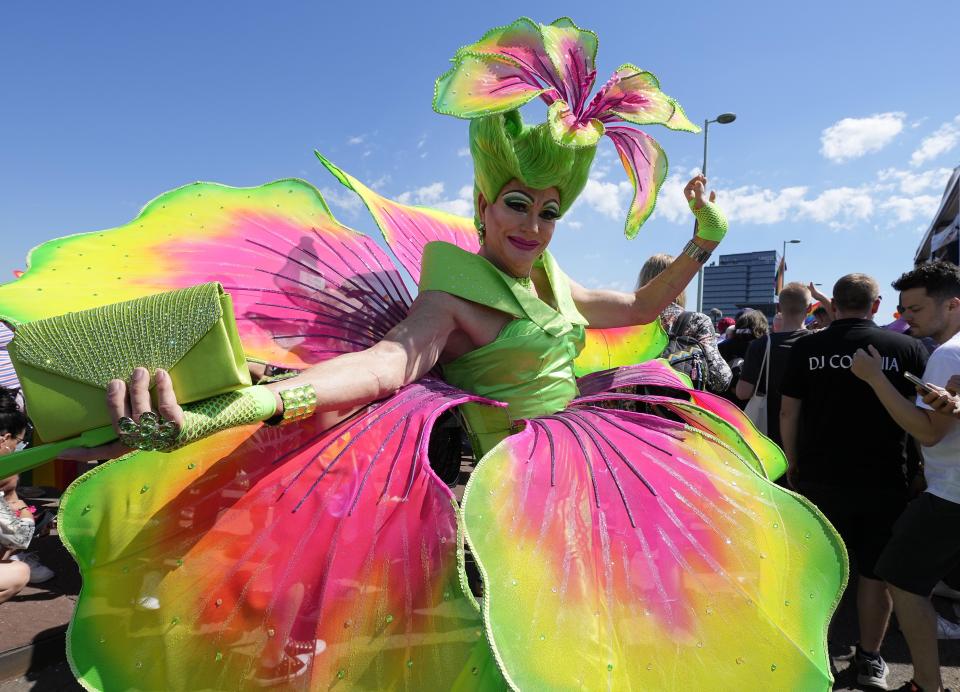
[0,18,846,691]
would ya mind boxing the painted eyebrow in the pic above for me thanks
[502,190,534,201]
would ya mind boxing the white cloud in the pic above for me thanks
[716,185,809,224]
[434,198,473,216]
[796,186,874,227]
[578,177,632,219]
[879,195,941,223]
[457,147,471,157]
[347,135,365,145]
[368,174,391,190]
[910,115,960,167]
[820,112,905,162]
[877,166,953,195]
[652,174,695,223]
[396,181,473,217]
[648,178,922,231]
[321,186,361,213]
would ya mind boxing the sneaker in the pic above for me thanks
[254,652,308,687]
[938,614,960,639]
[854,647,889,690]
[10,552,55,584]
[933,580,960,600]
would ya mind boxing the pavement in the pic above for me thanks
[1,480,959,690]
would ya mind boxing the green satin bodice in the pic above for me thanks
[419,242,587,455]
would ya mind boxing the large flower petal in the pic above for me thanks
[433,52,549,119]
[605,126,669,239]
[0,179,411,369]
[587,64,699,133]
[463,406,846,690]
[315,153,479,284]
[539,17,599,112]
[435,17,599,118]
[62,380,504,690]
[573,325,668,377]
[455,17,563,97]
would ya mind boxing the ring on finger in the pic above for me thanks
[117,412,181,451]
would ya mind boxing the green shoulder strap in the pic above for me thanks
[419,242,585,337]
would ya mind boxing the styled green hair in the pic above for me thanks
[470,110,596,228]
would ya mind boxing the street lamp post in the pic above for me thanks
[781,239,801,291]
[695,112,736,313]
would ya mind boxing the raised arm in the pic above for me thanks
[569,175,725,328]
[807,282,832,313]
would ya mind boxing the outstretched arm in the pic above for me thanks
[62,292,459,460]
[569,175,725,328]
[259,291,457,426]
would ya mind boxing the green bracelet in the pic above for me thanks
[277,384,318,425]
[690,199,728,242]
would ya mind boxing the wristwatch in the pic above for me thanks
[682,239,712,264]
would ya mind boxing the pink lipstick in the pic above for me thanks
[508,237,540,251]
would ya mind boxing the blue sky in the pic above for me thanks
[1,1,957,317]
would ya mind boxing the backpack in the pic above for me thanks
[660,311,708,390]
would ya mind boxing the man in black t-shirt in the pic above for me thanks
[737,282,812,447]
[780,273,928,689]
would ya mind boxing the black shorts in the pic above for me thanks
[800,483,906,579]
[876,492,960,596]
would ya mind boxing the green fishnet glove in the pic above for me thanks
[690,199,728,242]
[166,385,277,451]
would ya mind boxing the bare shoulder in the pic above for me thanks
[414,289,512,362]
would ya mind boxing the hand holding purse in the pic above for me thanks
[2,283,254,473]
[9,282,251,443]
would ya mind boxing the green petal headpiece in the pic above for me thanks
[433,17,699,238]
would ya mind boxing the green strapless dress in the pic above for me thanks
[419,241,587,456]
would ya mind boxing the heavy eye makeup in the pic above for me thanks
[501,191,561,221]
[502,191,534,213]
[540,201,561,221]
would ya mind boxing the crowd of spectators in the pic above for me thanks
[691,262,960,692]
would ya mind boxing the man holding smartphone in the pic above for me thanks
[780,273,929,690]
[851,261,960,692]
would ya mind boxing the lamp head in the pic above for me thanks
[716,113,737,124]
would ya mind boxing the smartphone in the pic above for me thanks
[904,372,936,395]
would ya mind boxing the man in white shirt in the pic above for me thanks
[851,261,960,692]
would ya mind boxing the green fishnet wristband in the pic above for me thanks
[165,386,277,452]
[690,199,728,242]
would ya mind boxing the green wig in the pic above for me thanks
[469,110,596,228]
[433,17,699,238]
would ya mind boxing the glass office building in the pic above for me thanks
[702,250,777,320]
